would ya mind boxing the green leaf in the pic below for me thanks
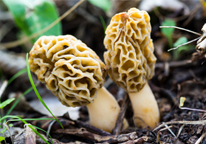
[3,0,61,42]
[88,0,111,12]
[0,136,5,142]
[0,98,15,109]
[161,19,176,37]
[173,37,193,59]
[174,37,188,47]
[161,19,176,47]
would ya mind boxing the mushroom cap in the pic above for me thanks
[29,35,106,107]
[104,8,156,93]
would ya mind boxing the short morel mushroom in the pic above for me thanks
[29,35,128,132]
[104,8,160,128]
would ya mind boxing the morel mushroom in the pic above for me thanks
[29,35,128,132]
[196,23,206,53]
[104,8,160,128]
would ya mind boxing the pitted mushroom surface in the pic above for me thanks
[29,35,106,107]
[104,8,156,93]
[104,8,159,128]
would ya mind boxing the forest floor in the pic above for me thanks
[1,0,206,143]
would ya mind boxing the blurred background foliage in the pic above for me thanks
[2,0,61,43]
[0,0,204,59]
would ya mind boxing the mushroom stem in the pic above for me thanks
[87,87,128,132]
[128,82,160,128]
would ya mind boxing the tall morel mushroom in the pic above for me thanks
[104,8,160,128]
[29,35,128,132]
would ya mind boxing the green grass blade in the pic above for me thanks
[0,116,55,122]
[6,87,33,116]
[0,115,54,144]
[1,116,54,144]
[99,16,106,32]
[26,53,64,129]
[8,118,55,121]
[27,124,50,144]
[8,68,27,85]
[0,98,15,109]
[32,125,54,144]
[161,19,176,48]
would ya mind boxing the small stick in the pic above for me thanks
[25,124,36,144]
[168,37,200,51]
[154,120,206,132]
[180,107,206,113]
[46,120,55,137]
[53,128,138,143]
[155,60,192,69]
[195,132,206,144]
[160,26,201,36]
[176,124,185,139]
[112,91,129,135]
[156,125,173,143]
[162,122,176,138]
[75,120,112,136]
[3,123,14,144]
[0,80,8,98]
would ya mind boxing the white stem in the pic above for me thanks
[128,82,160,128]
[87,87,128,132]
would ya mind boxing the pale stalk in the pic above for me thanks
[128,82,160,128]
[87,87,128,132]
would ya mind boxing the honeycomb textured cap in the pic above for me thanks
[29,35,106,107]
[104,8,156,93]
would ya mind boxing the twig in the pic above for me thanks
[156,125,173,143]
[160,26,201,36]
[120,136,148,144]
[195,132,206,144]
[168,37,200,51]
[155,60,192,69]
[46,120,56,137]
[0,0,85,49]
[53,128,138,143]
[162,122,176,138]
[112,92,129,135]
[75,120,111,136]
[0,80,8,99]
[176,124,185,139]
[3,123,14,144]
[154,120,206,132]
[180,107,206,113]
